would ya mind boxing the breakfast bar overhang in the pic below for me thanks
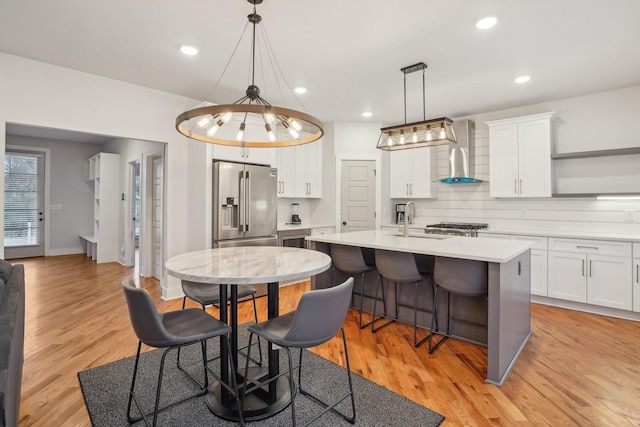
[306,230,534,386]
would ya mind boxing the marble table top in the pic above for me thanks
[165,246,332,284]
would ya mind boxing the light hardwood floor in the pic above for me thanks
[15,254,640,426]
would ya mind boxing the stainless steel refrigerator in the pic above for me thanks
[212,160,278,248]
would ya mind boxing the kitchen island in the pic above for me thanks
[306,229,534,386]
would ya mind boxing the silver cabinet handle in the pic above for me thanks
[589,259,592,277]
[406,183,409,195]
[582,259,585,276]
[576,245,599,250]
[410,183,412,195]
[636,264,638,283]
[514,179,517,194]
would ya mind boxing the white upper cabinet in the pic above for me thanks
[389,146,437,199]
[276,141,322,198]
[212,144,275,166]
[276,146,295,197]
[486,112,554,198]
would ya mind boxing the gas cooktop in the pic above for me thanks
[425,222,489,230]
[423,222,488,237]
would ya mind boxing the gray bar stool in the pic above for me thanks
[373,249,432,347]
[180,280,262,365]
[330,244,382,329]
[414,254,435,275]
[428,256,488,353]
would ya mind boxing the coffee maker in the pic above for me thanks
[290,203,301,224]
[395,204,406,224]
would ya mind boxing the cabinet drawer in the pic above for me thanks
[634,242,640,257]
[511,235,548,250]
[311,227,335,236]
[548,238,631,257]
[478,233,510,239]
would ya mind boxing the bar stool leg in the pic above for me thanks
[371,275,396,332]
[428,285,449,353]
[413,280,429,348]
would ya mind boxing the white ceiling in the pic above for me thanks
[1,0,640,127]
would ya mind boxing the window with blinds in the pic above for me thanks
[4,152,42,247]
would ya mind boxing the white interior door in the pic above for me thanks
[152,156,163,279]
[340,160,375,232]
[4,149,45,258]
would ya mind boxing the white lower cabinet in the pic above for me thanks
[479,233,548,296]
[548,238,632,311]
[511,235,548,297]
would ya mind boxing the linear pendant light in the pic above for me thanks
[376,62,457,151]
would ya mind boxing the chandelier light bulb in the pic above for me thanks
[288,118,302,132]
[412,127,418,143]
[387,134,394,146]
[439,127,446,139]
[426,126,433,141]
[399,130,406,145]
[220,112,233,124]
[282,121,299,139]
[207,123,220,137]
[197,115,212,128]
[263,113,276,124]
[236,123,246,141]
[265,123,276,142]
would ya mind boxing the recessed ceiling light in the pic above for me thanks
[515,75,531,84]
[476,16,497,30]
[362,112,373,118]
[180,45,199,56]
[294,87,307,94]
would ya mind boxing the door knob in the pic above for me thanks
[342,221,347,225]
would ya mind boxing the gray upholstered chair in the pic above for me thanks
[182,280,261,323]
[428,256,488,353]
[122,277,243,426]
[180,280,262,365]
[373,249,432,347]
[330,244,380,329]
[242,277,356,427]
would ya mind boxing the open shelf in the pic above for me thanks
[551,146,640,160]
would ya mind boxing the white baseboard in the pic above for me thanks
[531,295,640,322]
[48,246,84,256]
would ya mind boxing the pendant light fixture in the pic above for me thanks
[376,62,457,151]
[175,0,323,148]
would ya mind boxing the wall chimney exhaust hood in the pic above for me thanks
[440,119,483,183]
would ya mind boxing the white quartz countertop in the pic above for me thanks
[306,230,533,263]
[381,223,640,243]
[277,222,335,231]
[478,227,640,242]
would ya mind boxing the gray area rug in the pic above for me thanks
[78,324,444,426]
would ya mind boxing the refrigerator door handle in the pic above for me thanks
[239,171,246,232]
[245,170,251,231]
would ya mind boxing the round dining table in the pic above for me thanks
[165,246,332,422]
